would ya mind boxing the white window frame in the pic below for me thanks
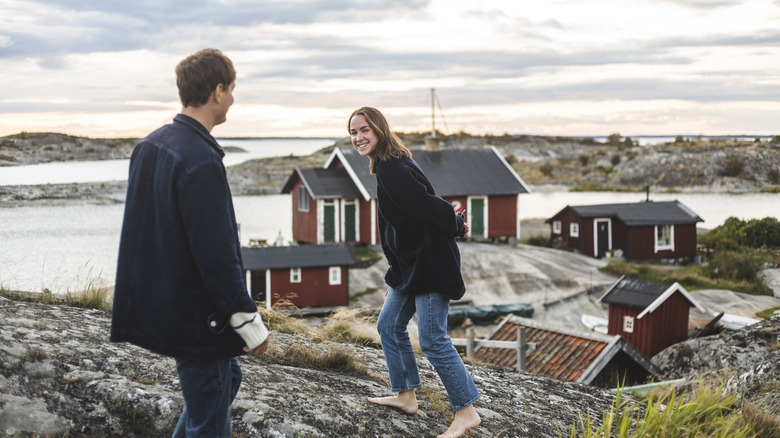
[570,223,579,238]
[553,220,562,234]
[297,186,310,212]
[654,224,675,253]
[290,267,301,283]
[328,266,341,285]
[623,316,635,333]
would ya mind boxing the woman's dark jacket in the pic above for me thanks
[110,114,257,360]
[376,155,466,300]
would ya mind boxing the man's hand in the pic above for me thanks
[244,338,269,356]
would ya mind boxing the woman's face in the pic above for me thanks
[349,114,378,156]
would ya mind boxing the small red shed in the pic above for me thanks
[241,243,356,309]
[598,276,706,359]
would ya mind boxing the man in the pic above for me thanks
[110,48,269,437]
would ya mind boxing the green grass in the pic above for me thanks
[568,381,776,437]
[265,337,368,376]
[600,260,771,296]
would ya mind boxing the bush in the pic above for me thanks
[611,154,621,166]
[705,251,767,282]
[723,154,744,177]
[769,168,780,184]
[578,155,589,166]
[744,217,780,247]
[540,162,554,176]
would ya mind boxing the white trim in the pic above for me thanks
[593,218,612,257]
[265,271,271,309]
[515,194,521,239]
[340,199,359,242]
[318,200,338,243]
[654,224,675,253]
[637,282,706,319]
[327,148,372,201]
[467,196,488,239]
[489,145,532,194]
[290,267,301,283]
[370,199,377,245]
[552,221,561,234]
[570,222,579,237]
[623,316,635,333]
[297,185,310,212]
[329,266,341,285]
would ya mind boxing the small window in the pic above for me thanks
[623,316,634,333]
[297,186,310,212]
[655,224,674,252]
[570,223,579,237]
[290,267,301,283]
[553,221,562,234]
[329,267,341,285]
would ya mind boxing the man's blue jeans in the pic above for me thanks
[172,357,242,438]
[376,288,480,410]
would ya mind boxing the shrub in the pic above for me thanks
[578,154,589,166]
[524,235,550,247]
[723,154,745,177]
[611,154,621,166]
[705,250,767,282]
[768,168,780,184]
[540,162,554,176]
[744,217,780,248]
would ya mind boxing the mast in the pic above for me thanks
[431,88,436,138]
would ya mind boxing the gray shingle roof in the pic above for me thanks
[296,167,362,199]
[241,244,356,270]
[334,146,530,199]
[597,276,705,316]
[598,277,670,309]
[549,201,703,226]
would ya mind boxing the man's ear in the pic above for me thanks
[212,83,225,103]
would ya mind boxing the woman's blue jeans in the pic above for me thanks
[376,287,480,410]
[172,357,242,438]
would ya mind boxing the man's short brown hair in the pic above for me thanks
[175,48,236,108]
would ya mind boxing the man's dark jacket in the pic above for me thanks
[376,156,466,300]
[110,114,257,360]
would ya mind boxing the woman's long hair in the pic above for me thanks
[348,107,411,174]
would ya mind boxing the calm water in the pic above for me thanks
[0,138,777,292]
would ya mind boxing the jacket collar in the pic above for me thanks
[173,114,226,158]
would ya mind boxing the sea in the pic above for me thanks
[0,137,778,293]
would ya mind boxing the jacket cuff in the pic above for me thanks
[230,312,269,349]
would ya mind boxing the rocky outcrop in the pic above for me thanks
[652,315,780,419]
[1,296,620,437]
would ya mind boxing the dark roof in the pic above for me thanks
[472,315,660,384]
[547,201,702,226]
[284,167,362,199]
[598,276,705,317]
[241,244,356,270]
[328,147,531,200]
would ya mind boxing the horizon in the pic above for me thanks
[2,0,780,138]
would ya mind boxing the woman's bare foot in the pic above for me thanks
[367,389,418,415]
[437,404,481,438]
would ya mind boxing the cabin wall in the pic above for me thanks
[269,266,348,308]
[641,294,691,358]
[291,181,318,244]
[608,294,691,359]
[487,195,518,238]
[628,224,697,260]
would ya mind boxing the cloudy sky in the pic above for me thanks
[2,0,780,139]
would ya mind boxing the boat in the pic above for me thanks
[581,314,608,334]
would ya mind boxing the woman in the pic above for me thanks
[348,107,481,438]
